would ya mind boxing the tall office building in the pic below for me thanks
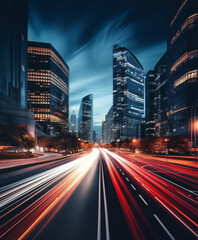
[93,131,97,144]
[112,44,145,141]
[0,0,35,136]
[101,120,107,144]
[146,0,198,138]
[145,71,156,138]
[27,41,69,136]
[78,94,93,142]
[167,0,198,136]
[102,106,113,144]
[70,109,77,133]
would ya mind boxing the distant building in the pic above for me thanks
[145,71,156,138]
[101,120,107,144]
[27,41,69,136]
[0,0,35,136]
[78,94,93,142]
[93,131,97,144]
[70,109,77,133]
[153,53,170,137]
[112,44,145,141]
[102,106,114,144]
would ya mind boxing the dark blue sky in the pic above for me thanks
[28,0,169,136]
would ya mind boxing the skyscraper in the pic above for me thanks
[145,71,156,138]
[146,0,198,138]
[0,0,35,136]
[27,41,69,136]
[70,109,77,133]
[93,131,97,144]
[153,53,170,137]
[102,106,113,144]
[78,94,93,142]
[167,0,198,136]
[112,44,145,141]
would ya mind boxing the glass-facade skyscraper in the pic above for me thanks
[0,0,28,110]
[112,44,145,141]
[145,0,198,138]
[78,94,93,142]
[27,41,69,136]
[167,0,198,136]
[0,0,35,136]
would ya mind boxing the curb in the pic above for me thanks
[0,152,85,174]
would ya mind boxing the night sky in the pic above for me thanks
[28,0,170,136]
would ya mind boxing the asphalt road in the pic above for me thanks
[1,148,198,240]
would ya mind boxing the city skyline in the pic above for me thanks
[1,1,198,240]
[28,0,169,134]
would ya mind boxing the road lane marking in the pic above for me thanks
[97,160,101,240]
[142,184,150,192]
[139,195,148,206]
[122,172,125,175]
[101,163,110,240]
[155,197,198,238]
[151,172,198,197]
[177,191,198,205]
[134,176,139,182]
[131,184,136,190]
[153,214,175,240]
[126,177,129,181]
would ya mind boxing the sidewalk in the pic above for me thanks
[114,149,198,169]
[0,152,65,170]
[142,154,198,168]
[138,154,198,168]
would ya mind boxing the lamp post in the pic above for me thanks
[165,138,168,162]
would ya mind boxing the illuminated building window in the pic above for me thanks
[174,70,197,88]
[27,42,69,135]
[167,107,187,116]
[171,50,198,72]
[170,0,188,26]
[171,13,198,45]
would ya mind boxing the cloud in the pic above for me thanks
[28,0,168,138]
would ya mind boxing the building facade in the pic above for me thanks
[78,94,93,142]
[0,0,35,136]
[112,44,145,141]
[102,106,114,144]
[145,0,198,139]
[167,0,198,136]
[145,71,156,138]
[93,131,97,144]
[70,109,77,133]
[153,53,170,137]
[27,41,69,136]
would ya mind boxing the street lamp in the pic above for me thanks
[165,138,168,162]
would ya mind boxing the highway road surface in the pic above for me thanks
[1,148,198,240]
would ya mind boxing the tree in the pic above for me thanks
[0,124,35,150]
[168,136,189,154]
